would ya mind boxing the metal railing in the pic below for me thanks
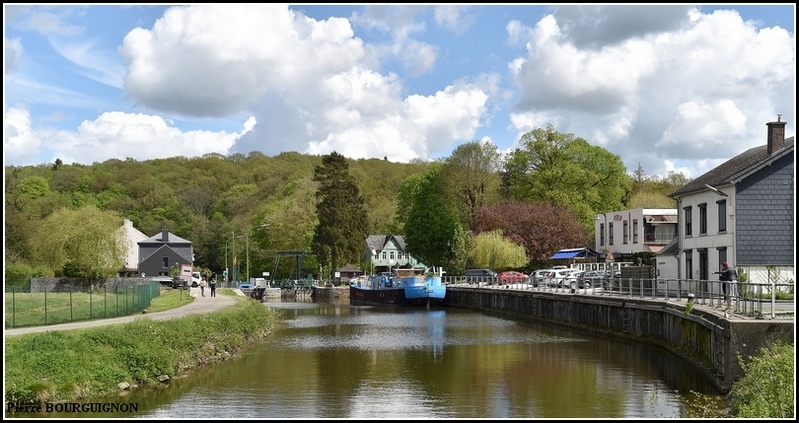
[442,276,794,320]
[5,281,162,329]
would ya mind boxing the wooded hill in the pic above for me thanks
[4,125,689,283]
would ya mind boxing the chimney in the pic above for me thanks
[161,228,169,243]
[766,114,786,155]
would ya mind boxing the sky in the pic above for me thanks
[3,4,796,179]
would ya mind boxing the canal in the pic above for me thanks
[27,298,724,418]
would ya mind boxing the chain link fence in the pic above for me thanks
[5,278,162,329]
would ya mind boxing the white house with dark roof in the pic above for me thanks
[362,235,427,274]
[117,219,148,276]
[665,117,794,284]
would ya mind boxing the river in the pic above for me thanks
[15,298,723,418]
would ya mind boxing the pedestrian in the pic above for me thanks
[210,277,217,297]
[200,278,207,297]
[714,261,738,305]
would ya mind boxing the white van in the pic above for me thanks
[192,271,202,287]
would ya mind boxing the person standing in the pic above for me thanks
[200,278,207,297]
[714,261,738,305]
[209,277,217,297]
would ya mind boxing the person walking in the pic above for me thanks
[200,278,207,297]
[209,277,217,297]
[714,261,738,305]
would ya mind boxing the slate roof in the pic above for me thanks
[140,230,192,244]
[669,137,794,198]
[365,235,407,251]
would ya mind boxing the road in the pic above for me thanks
[5,287,239,337]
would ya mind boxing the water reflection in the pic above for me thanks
[12,299,722,418]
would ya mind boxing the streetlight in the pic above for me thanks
[246,224,269,285]
[225,232,244,286]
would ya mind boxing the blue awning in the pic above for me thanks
[551,248,600,260]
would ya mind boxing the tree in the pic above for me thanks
[440,141,503,226]
[472,200,591,265]
[31,205,127,279]
[468,229,528,270]
[311,152,369,273]
[503,124,631,231]
[399,164,464,268]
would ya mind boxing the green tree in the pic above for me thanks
[503,124,631,231]
[399,164,463,268]
[440,141,503,226]
[468,229,528,270]
[311,152,369,272]
[31,205,127,279]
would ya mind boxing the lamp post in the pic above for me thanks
[225,232,237,287]
[246,224,269,285]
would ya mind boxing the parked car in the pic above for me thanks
[498,271,529,284]
[577,270,607,289]
[545,268,582,287]
[465,269,497,284]
[530,269,552,287]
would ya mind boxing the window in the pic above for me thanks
[389,252,394,260]
[633,219,638,244]
[684,250,693,280]
[600,223,605,246]
[382,251,387,260]
[608,222,614,245]
[698,248,708,281]
[162,257,169,268]
[717,200,727,232]
[683,206,692,236]
[622,220,629,244]
[699,203,707,235]
[717,247,727,270]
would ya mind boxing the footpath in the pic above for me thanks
[4,287,239,337]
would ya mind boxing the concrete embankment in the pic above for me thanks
[442,286,794,393]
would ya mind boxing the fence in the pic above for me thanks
[5,280,162,329]
[442,276,794,320]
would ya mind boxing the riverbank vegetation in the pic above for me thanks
[4,296,279,404]
[681,340,795,418]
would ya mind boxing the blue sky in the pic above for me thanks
[3,4,795,180]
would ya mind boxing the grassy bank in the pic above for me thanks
[4,295,280,404]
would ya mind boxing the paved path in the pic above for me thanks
[4,287,240,337]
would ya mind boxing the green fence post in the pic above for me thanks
[90,284,93,320]
[70,283,74,322]
[44,284,48,326]
[12,287,16,328]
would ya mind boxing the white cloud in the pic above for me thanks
[119,4,489,163]
[3,107,246,166]
[508,6,795,178]
[4,37,23,72]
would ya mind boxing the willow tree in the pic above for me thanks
[503,123,631,231]
[32,205,127,279]
[468,229,528,270]
[311,152,369,273]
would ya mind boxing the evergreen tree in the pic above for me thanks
[311,152,369,274]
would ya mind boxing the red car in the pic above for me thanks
[498,271,529,284]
